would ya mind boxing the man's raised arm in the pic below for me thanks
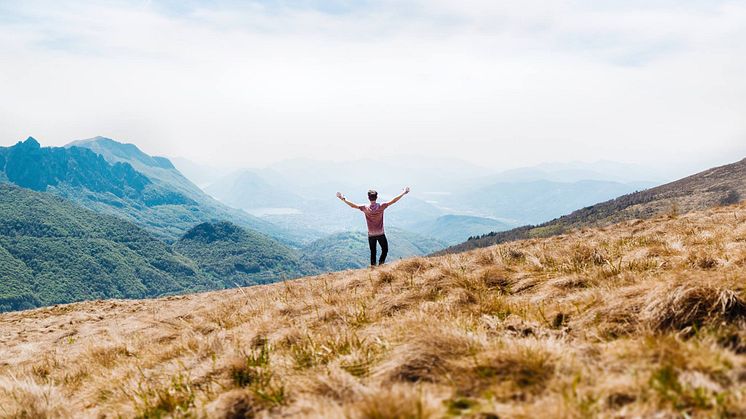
[337,192,363,209]
[385,186,410,206]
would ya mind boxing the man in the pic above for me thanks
[336,187,410,267]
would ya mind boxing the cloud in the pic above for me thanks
[0,0,744,174]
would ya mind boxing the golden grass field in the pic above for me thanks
[1,203,745,418]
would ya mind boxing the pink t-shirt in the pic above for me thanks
[360,202,389,236]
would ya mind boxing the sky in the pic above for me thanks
[0,0,744,174]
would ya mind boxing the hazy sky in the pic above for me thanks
[0,0,744,172]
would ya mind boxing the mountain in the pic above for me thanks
[205,170,305,210]
[253,195,445,237]
[411,214,512,245]
[3,201,744,417]
[204,167,446,242]
[301,228,446,270]
[169,156,233,189]
[442,157,746,253]
[0,184,219,312]
[0,137,152,198]
[201,157,663,242]
[451,179,655,225]
[65,137,295,243]
[173,221,317,287]
[473,160,669,184]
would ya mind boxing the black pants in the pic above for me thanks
[368,234,388,266]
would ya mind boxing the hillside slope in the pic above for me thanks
[443,157,746,254]
[173,221,317,287]
[66,137,298,243]
[1,203,744,417]
[453,179,655,225]
[0,184,219,312]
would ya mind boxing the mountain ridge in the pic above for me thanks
[440,156,746,254]
[0,135,298,244]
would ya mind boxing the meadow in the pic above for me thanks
[1,203,745,418]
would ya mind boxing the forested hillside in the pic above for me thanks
[0,184,219,311]
[174,221,316,287]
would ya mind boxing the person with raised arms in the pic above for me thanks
[336,187,410,267]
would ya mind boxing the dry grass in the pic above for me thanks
[1,204,746,418]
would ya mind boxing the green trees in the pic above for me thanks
[0,185,219,311]
[174,221,317,287]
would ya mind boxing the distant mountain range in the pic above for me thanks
[450,179,656,225]
[199,158,656,238]
[0,137,295,243]
[205,170,306,210]
[65,137,297,243]
[170,156,233,189]
[470,160,670,184]
[4,134,739,313]
[0,136,461,311]
[205,167,448,240]
[411,214,511,245]
[441,157,746,253]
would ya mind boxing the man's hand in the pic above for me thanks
[403,186,410,194]
[336,192,345,200]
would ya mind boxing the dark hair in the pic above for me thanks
[367,189,378,201]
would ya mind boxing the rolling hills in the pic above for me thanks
[0,184,219,312]
[443,156,746,254]
[174,221,317,287]
[0,201,744,417]
[0,185,327,312]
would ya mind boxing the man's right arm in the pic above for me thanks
[337,192,363,210]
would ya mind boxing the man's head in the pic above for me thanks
[367,189,378,202]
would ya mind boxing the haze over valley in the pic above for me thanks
[180,153,661,245]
